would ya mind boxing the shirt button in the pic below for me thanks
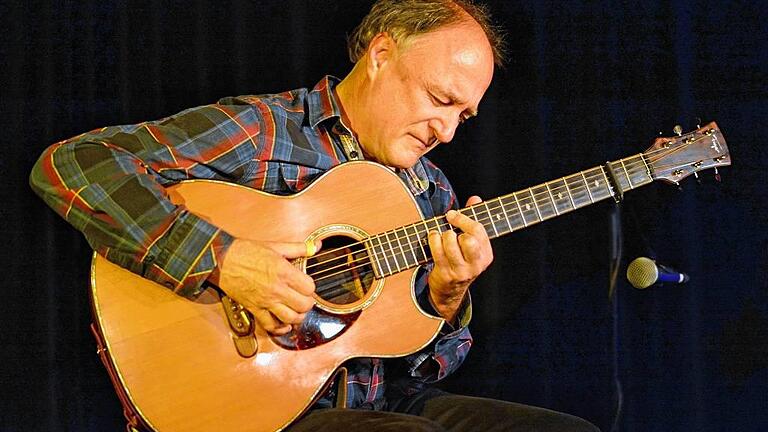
[145,255,155,262]
[349,151,358,159]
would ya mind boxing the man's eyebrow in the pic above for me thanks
[428,84,479,116]
[436,88,468,106]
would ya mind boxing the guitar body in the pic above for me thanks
[89,122,731,431]
[91,161,444,431]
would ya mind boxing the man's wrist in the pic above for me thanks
[428,289,467,326]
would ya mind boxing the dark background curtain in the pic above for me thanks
[2,1,766,431]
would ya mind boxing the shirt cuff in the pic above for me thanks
[129,211,234,298]
[418,285,473,333]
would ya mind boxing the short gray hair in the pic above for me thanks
[347,0,506,67]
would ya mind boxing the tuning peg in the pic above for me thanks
[715,167,721,182]
[673,125,683,136]
[695,117,702,129]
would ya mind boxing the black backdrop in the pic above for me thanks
[2,1,766,431]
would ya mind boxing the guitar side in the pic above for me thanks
[90,162,444,431]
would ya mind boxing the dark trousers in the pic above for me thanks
[287,389,600,432]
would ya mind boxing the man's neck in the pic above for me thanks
[334,64,368,146]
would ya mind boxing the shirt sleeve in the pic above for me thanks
[28,102,266,298]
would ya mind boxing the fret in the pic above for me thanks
[467,205,478,221]
[467,205,492,237]
[598,166,615,199]
[582,168,612,201]
[619,159,634,189]
[499,195,524,231]
[607,160,633,194]
[373,233,393,276]
[639,154,653,180]
[566,174,590,208]
[549,178,574,214]
[384,231,404,274]
[513,192,530,226]
[528,188,543,221]
[364,237,384,278]
[497,196,514,234]
[563,176,577,210]
[627,154,653,187]
[384,231,404,273]
[391,228,407,268]
[405,224,429,264]
[605,161,627,193]
[545,182,559,215]
[461,205,487,236]
[580,171,595,203]
[483,201,500,238]
[423,217,444,236]
[531,185,557,220]
[394,227,417,268]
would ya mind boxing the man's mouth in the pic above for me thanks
[411,134,438,150]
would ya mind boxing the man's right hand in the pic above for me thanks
[215,238,318,335]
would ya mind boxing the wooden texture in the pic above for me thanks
[91,161,444,431]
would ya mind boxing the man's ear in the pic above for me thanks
[366,32,397,79]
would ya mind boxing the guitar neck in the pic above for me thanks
[366,153,654,278]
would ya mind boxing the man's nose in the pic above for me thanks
[429,115,459,144]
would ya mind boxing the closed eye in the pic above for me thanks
[430,93,451,106]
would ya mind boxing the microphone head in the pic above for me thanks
[626,257,658,289]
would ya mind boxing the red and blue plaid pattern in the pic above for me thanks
[30,76,472,410]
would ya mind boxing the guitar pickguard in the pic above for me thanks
[272,307,361,350]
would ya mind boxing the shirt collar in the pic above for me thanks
[307,75,431,196]
[307,75,344,128]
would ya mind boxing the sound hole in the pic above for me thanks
[307,234,374,305]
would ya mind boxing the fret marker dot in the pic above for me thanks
[557,192,563,200]
[594,180,599,187]
[525,204,531,211]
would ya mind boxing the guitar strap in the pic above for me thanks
[330,367,349,409]
[91,323,153,432]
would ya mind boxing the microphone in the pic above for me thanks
[626,257,690,289]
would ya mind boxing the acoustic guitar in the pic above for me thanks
[90,123,729,431]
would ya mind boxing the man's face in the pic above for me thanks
[357,20,495,169]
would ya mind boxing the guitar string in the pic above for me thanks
[308,149,700,277]
[306,135,721,286]
[305,135,722,284]
[308,156,713,289]
[305,154,643,273]
[309,158,700,293]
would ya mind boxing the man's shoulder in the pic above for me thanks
[214,77,340,128]
[217,87,310,116]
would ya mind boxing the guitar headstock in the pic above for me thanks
[645,122,730,184]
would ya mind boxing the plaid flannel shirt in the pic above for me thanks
[30,76,473,410]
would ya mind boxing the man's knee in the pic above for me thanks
[422,394,600,432]
[289,408,445,432]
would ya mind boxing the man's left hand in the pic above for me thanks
[427,196,494,324]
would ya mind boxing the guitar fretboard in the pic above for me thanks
[365,153,653,278]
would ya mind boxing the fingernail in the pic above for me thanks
[305,241,317,256]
